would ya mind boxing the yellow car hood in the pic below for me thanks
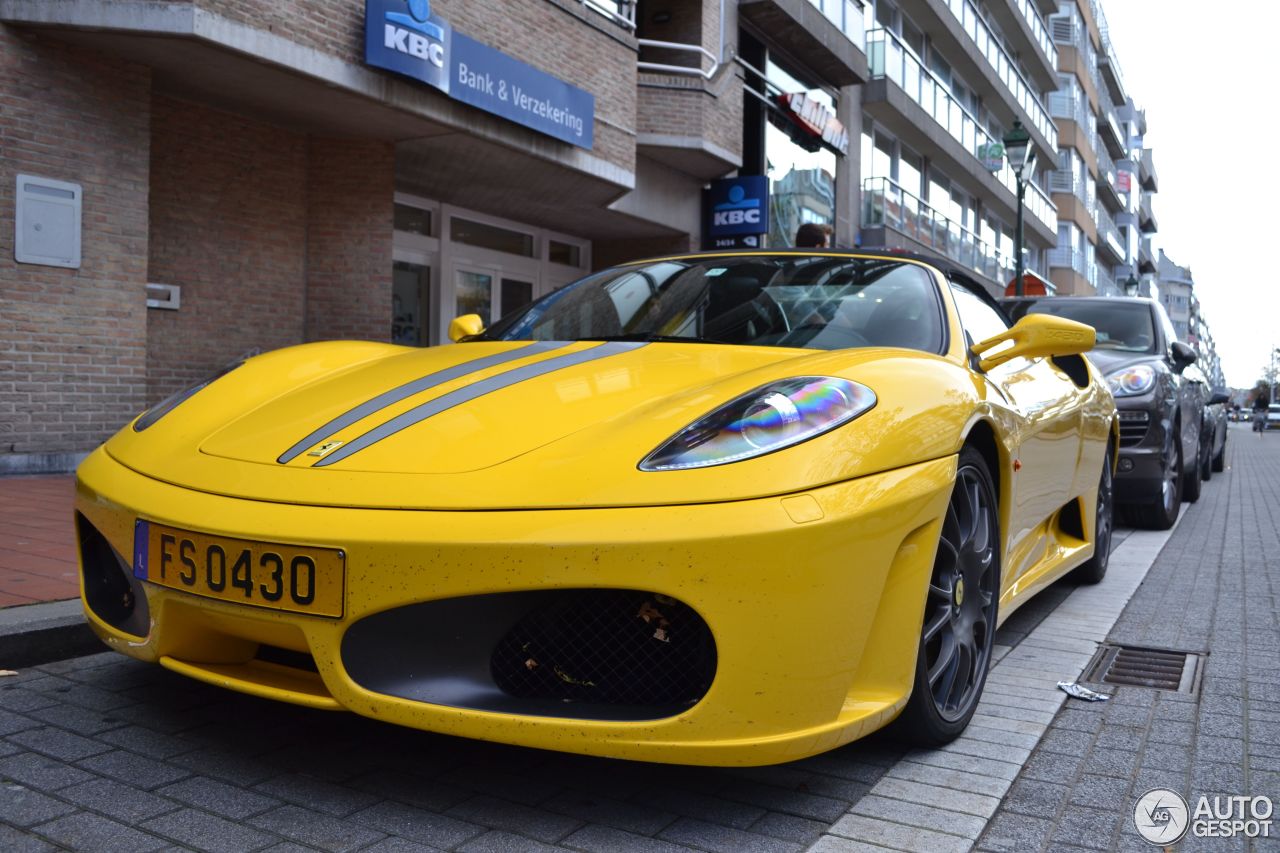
[106,340,972,510]
[201,341,792,474]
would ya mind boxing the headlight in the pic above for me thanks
[639,377,875,471]
[1106,364,1157,397]
[133,359,246,432]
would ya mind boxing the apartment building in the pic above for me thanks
[1158,249,1224,387]
[856,0,1059,294]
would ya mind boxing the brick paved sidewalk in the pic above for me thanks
[0,476,77,607]
[978,423,1280,852]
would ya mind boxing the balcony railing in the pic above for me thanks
[637,39,719,78]
[1095,204,1124,261]
[1011,0,1057,68]
[1049,87,1089,129]
[938,0,1056,147]
[1095,263,1118,296]
[1048,245,1086,275]
[1094,0,1127,102]
[1049,167,1086,202]
[861,177,1015,284]
[866,28,1056,232]
[807,0,866,50]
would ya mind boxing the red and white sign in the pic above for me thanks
[1115,170,1132,193]
[776,92,849,155]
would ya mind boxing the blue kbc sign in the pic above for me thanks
[365,0,594,149]
[366,0,450,94]
[704,176,769,248]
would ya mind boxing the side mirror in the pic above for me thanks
[1209,390,1231,405]
[970,314,1095,372]
[448,314,486,342]
[1169,341,1197,372]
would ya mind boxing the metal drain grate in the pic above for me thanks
[1083,644,1204,694]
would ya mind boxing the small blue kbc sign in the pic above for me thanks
[365,0,594,149]
[704,176,769,248]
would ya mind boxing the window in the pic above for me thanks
[392,261,431,346]
[949,282,1009,347]
[950,187,971,230]
[928,173,949,211]
[450,217,535,257]
[1018,300,1157,354]
[582,0,635,28]
[899,146,923,197]
[394,203,432,237]
[486,256,944,353]
[765,58,837,247]
[872,131,894,181]
[549,240,582,267]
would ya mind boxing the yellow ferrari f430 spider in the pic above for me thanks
[76,250,1116,765]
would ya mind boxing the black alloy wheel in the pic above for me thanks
[1135,425,1180,530]
[1073,450,1113,584]
[897,446,1000,744]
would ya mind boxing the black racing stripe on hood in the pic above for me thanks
[278,342,570,464]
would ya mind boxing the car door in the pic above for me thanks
[948,283,1085,585]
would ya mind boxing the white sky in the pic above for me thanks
[1101,1,1278,388]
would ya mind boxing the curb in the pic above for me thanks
[0,599,105,669]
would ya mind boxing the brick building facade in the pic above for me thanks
[1,0,865,472]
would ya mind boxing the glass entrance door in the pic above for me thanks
[451,263,539,328]
[453,264,499,326]
[500,276,535,317]
[392,260,431,346]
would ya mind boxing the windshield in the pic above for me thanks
[1020,300,1156,353]
[481,255,945,352]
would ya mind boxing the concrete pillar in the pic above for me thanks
[836,83,862,248]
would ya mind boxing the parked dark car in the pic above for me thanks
[1002,296,1203,529]
[1193,375,1230,475]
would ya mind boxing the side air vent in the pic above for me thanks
[1118,410,1150,447]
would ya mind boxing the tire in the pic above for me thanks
[1133,426,1181,530]
[896,446,1000,746]
[1212,437,1226,473]
[1073,448,1114,585]
[1199,426,1212,482]
[1183,432,1202,503]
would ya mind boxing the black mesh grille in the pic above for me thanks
[491,590,716,709]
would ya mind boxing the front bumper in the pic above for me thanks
[76,446,954,766]
[1114,401,1170,505]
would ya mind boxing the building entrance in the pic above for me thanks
[392,193,591,346]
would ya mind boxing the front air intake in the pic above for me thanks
[341,589,717,720]
[490,590,716,708]
[76,513,150,638]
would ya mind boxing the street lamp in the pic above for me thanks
[1003,120,1034,297]
[1124,273,1140,297]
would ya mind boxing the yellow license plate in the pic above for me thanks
[133,520,345,617]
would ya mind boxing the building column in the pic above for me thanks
[835,84,862,247]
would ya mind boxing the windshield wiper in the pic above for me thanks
[578,334,718,344]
